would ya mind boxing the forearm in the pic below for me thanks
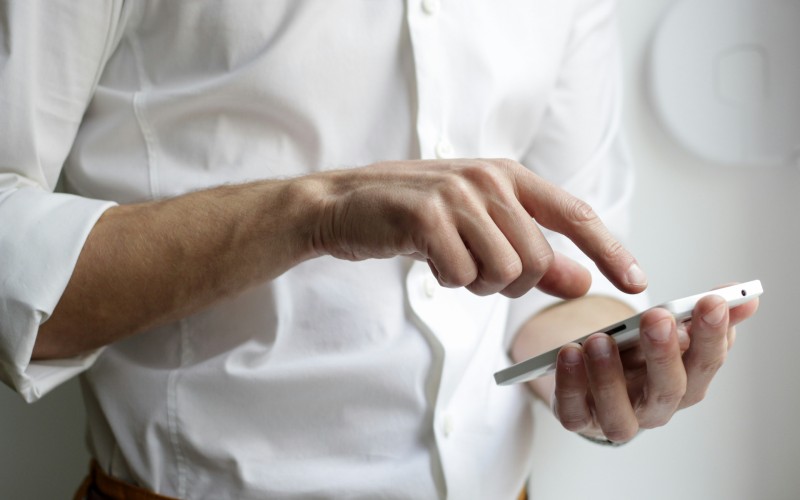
[33,157,646,361]
[34,178,322,359]
[511,295,636,403]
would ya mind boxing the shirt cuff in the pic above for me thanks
[3,349,105,404]
[0,187,116,402]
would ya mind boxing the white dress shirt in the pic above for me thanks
[0,1,646,498]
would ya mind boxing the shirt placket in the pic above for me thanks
[407,0,455,161]
[406,2,467,496]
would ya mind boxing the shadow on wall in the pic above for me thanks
[0,378,90,500]
[648,0,800,169]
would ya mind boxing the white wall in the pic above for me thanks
[1,2,798,499]
[528,1,800,499]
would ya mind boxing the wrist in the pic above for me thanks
[301,167,374,262]
[284,172,339,260]
[255,175,330,264]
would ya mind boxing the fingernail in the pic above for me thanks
[703,302,726,326]
[560,346,582,366]
[586,336,612,359]
[643,318,672,343]
[626,263,648,287]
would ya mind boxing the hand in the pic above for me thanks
[550,290,759,443]
[310,159,647,299]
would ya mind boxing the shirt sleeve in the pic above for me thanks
[506,0,649,344]
[0,1,126,402]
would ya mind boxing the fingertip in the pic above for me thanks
[559,343,584,366]
[584,333,615,361]
[730,297,759,324]
[535,253,592,299]
[698,294,726,308]
[697,295,728,327]
[555,343,588,390]
[600,260,647,296]
[642,316,674,344]
[640,307,674,331]
[623,262,648,293]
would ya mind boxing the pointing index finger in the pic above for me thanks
[514,168,647,294]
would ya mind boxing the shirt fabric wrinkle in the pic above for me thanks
[0,1,647,498]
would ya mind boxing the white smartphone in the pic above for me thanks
[493,280,763,386]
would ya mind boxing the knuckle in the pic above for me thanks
[681,389,708,408]
[485,257,523,286]
[500,283,529,299]
[648,347,681,368]
[528,246,555,274]
[445,267,478,289]
[554,398,591,432]
[697,318,729,337]
[462,162,506,190]
[496,157,523,172]
[501,258,547,297]
[440,174,474,203]
[465,279,495,296]
[474,262,522,294]
[561,415,592,433]
[599,386,625,406]
[653,387,686,408]
[554,384,583,401]
[696,356,726,376]
[639,413,673,430]
[601,239,627,263]
[497,162,522,187]
[697,330,729,351]
[564,197,598,224]
[589,384,618,405]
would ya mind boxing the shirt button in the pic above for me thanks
[435,139,454,159]
[422,0,441,16]
[423,277,438,298]
[443,414,455,437]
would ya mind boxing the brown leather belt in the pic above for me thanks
[74,459,529,500]
[74,461,179,500]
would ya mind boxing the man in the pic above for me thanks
[0,1,757,499]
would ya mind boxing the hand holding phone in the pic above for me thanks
[494,280,763,386]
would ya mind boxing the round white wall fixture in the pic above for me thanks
[649,0,800,168]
